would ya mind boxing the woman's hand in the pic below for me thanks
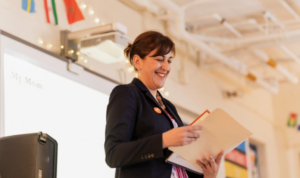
[162,125,202,148]
[197,151,224,178]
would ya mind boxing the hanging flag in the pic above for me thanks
[287,113,297,127]
[22,0,36,13]
[43,0,58,25]
[63,0,85,24]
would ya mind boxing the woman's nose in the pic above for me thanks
[162,60,169,71]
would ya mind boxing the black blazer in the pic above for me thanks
[105,78,203,178]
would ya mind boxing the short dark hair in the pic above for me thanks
[124,31,175,71]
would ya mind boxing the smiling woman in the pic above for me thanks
[124,31,176,71]
[104,31,222,178]
[124,31,175,97]
[133,48,173,90]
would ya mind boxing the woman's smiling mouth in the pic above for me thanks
[156,72,167,78]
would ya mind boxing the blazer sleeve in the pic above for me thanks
[105,85,165,168]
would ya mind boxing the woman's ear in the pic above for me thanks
[133,54,142,71]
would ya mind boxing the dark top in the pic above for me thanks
[105,78,203,178]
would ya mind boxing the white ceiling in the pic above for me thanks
[121,0,300,92]
[171,0,300,82]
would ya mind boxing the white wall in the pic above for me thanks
[0,0,288,178]
[273,83,300,178]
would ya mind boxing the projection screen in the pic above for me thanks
[0,31,117,178]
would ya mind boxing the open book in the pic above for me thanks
[166,108,252,175]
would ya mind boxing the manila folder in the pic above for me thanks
[168,108,252,168]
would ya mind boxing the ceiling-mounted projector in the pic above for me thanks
[60,22,132,64]
[79,31,130,63]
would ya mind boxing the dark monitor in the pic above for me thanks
[0,132,58,178]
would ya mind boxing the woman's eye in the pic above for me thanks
[157,59,164,62]
[168,60,172,63]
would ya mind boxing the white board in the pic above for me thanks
[0,32,117,178]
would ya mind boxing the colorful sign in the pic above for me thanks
[287,113,297,127]
[225,161,248,178]
[225,149,247,168]
[225,142,248,178]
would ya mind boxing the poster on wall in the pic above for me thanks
[287,113,297,127]
[224,142,248,178]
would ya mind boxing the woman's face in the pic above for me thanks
[134,49,173,91]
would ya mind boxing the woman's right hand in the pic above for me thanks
[162,126,203,148]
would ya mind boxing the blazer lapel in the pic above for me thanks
[132,78,160,107]
[143,89,174,125]
[158,91,184,127]
[131,78,174,126]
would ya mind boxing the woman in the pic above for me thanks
[105,31,223,178]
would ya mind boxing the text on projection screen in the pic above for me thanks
[4,52,115,178]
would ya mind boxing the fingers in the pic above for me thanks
[196,160,206,169]
[197,155,220,170]
[190,125,203,131]
[209,156,216,169]
[185,131,200,138]
[183,137,197,145]
[181,127,201,145]
[202,157,211,168]
[215,151,224,165]
[175,126,203,146]
[182,132,200,145]
[200,156,220,178]
[184,125,203,132]
[201,156,217,169]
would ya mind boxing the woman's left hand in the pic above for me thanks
[196,151,224,178]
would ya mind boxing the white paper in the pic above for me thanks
[166,153,203,175]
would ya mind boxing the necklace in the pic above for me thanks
[156,92,166,110]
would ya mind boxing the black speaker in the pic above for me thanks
[0,132,58,178]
